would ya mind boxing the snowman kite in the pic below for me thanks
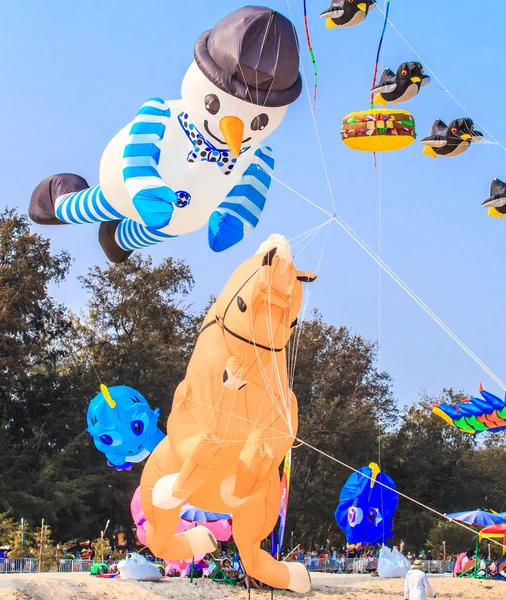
[29,6,302,262]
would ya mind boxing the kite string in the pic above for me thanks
[293,218,333,259]
[370,0,391,109]
[285,0,505,391]
[377,3,386,544]
[303,0,317,111]
[272,174,506,391]
[284,0,336,215]
[295,437,506,550]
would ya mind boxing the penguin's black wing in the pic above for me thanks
[370,69,397,93]
[421,74,431,87]
[482,179,506,207]
[430,119,447,136]
[420,120,448,146]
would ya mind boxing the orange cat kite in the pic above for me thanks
[140,234,316,592]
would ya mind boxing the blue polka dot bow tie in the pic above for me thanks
[178,112,250,175]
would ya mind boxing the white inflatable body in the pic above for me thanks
[99,62,286,236]
[117,552,162,581]
[377,546,411,578]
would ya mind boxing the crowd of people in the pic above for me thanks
[286,547,379,573]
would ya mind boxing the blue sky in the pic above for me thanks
[2,0,506,405]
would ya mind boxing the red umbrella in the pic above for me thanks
[480,523,506,553]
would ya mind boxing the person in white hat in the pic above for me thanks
[404,560,436,600]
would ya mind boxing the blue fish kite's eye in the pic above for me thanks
[131,420,144,436]
[100,434,113,446]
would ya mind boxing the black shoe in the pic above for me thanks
[29,173,89,225]
[99,220,133,263]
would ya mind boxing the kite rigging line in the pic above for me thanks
[303,0,317,110]
[295,437,506,551]
[284,0,506,391]
[370,0,391,172]
[273,174,506,392]
[370,0,391,109]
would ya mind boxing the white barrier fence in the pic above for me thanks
[292,558,454,574]
[0,557,455,575]
[0,559,98,574]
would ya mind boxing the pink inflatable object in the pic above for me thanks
[130,487,232,549]
[165,563,182,576]
[131,486,148,545]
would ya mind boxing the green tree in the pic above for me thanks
[0,513,34,557]
[286,314,397,548]
[382,390,480,551]
[34,255,199,541]
[0,209,73,525]
[425,521,476,557]
[91,535,111,563]
[78,254,196,413]
[32,522,57,571]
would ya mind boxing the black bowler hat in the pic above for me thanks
[194,6,302,108]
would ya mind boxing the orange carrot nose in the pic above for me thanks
[219,116,245,157]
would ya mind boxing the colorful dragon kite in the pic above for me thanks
[431,384,506,434]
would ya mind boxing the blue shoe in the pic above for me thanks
[132,186,176,229]
[208,211,245,252]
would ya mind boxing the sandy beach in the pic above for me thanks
[0,572,504,600]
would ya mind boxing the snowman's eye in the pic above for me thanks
[251,114,269,131]
[205,94,220,115]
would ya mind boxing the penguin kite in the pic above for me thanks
[482,179,506,218]
[420,118,483,158]
[372,62,431,106]
[29,7,302,263]
[321,0,376,29]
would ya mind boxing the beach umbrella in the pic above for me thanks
[446,510,506,528]
[178,507,232,543]
[446,510,506,575]
[179,507,230,523]
[479,523,506,553]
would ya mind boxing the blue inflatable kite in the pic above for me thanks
[335,462,398,546]
[87,385,166,471]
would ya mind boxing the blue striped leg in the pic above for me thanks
[55,185,124,224]
[114,219,177,251]
[208,146,275,252]
[123,98,177,230]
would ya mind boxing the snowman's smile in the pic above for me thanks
[204,120,252,147]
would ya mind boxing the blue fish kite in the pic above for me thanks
[87,385,165,471]
[335,462,398,546]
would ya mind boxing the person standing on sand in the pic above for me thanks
[404,560,436,600]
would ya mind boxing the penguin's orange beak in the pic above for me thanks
[357,3,367,11]
[219,116,245,158]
